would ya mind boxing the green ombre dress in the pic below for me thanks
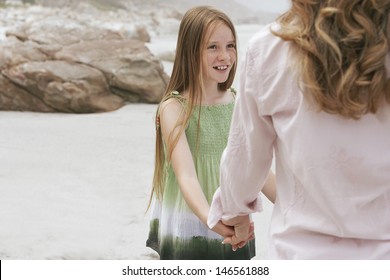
[146,90,255,260]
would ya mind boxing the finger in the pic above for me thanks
[231,235,248,247]
[232,240,248,251]
[222,236,232,245]
[249,222,255,234]
[237,241,247,249]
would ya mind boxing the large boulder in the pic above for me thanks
[2,60,124,113]
[0,12,168,113]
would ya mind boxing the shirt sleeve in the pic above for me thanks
[208,42,276,229]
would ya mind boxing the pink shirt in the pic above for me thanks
[208,24,390,259]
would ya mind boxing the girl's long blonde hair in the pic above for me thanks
[148,6,237,206]
[274,0,390,119]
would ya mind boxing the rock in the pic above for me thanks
[132,26,150,43]
[0,6,168,113]
[6,18,124,46]
[0,74,55,112]
[55,39,168,103]
[2,60,124,113]
[0,38,48,70]
[0,41,62,65]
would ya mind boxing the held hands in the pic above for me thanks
[221,215,254,251]
[211,215,254,251]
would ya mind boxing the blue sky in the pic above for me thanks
[236,0,290,13]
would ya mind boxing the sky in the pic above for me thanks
[236,0,290,13]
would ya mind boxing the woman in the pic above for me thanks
[209,0,390,259]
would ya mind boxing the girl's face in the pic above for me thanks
[202,23,236,89]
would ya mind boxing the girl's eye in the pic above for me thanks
[208,45,217,50]
[228,43,236,49]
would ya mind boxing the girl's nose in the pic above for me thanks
[218,49,229,61]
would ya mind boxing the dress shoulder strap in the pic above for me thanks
[167,90,187,107]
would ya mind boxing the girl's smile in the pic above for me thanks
[213,65,229,71]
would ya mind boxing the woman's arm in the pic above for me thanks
[208,43,277,242]
[262,171,276,203]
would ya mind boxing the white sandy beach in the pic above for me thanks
[0,104,157,259]
[0,24,274,260]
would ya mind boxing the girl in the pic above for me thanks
[146,6,275,260]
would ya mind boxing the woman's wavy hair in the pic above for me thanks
[274,0,390,119]
[148,6,237,206]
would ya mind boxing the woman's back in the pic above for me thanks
[246,23,390,259]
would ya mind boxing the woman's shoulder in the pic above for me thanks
[248,23,289,56]
[246,23,295,80]
[248,23,278,44]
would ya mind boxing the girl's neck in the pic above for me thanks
[201,89,232,105]
[201,83,233,105]
[181,84,234,105]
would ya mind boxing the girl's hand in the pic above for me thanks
[211,221,235,238]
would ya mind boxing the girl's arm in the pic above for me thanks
[159,99,234,238]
